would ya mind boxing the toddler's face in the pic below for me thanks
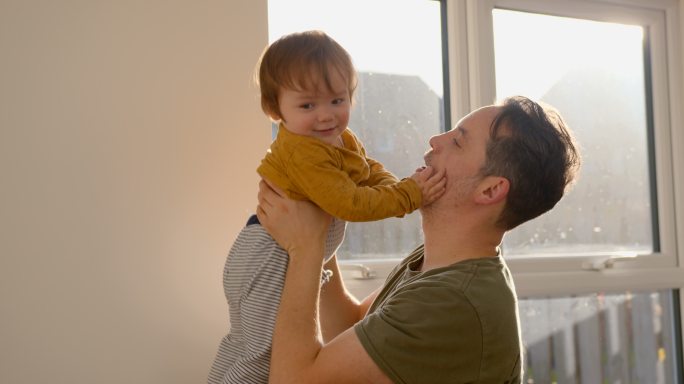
[277,70,351,146]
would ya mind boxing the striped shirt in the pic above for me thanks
[208,215,345,384]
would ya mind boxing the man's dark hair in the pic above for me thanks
[481,96,581,230]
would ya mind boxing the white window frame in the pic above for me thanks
[342,0,684,366]
[445,0,684,296]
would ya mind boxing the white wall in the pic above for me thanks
[0,1,269,383]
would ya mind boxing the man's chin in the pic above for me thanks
[419,197,439,212]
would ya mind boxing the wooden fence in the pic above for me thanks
[520,291,678,383]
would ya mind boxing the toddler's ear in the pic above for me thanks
[267,112,281,122]
[263,105,282,122]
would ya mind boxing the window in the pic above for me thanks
[493,9,653,257]
[465,0,680,272]
[461,1,683,380]
[267,0,684,381]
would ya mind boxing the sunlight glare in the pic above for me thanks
[493,9,644,100]
[268,0,443,96]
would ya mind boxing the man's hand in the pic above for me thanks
[257,179,395,384]
[410,165,447,205]
[257,178,332,254]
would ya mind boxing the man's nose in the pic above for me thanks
[428,134,439,149]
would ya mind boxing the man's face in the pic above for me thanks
[423,105,501,206]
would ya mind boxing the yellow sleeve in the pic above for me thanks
[348,131,399,187]
[364,156,400,187]
[286,145,423,222]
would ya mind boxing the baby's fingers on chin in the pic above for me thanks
[431,167,444,177]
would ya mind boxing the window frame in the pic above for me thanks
[447,0,684,295]
[450,2,684,375]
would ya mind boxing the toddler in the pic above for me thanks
[208,30,444,384]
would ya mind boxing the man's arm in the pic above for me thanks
[269,242,391,384]
[319,255,381,342]
[257,180,392,384]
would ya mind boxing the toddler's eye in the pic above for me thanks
[299,103,314,110]
[332,98,346,105]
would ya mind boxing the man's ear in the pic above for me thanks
[474,176,509,205]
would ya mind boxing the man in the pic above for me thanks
[256,96,581,383]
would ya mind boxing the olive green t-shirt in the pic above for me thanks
[354,245,522,384]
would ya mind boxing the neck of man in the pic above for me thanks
[419,206,505,272]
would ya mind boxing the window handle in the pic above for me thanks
[581,253,639,271]
[339,263,377,280]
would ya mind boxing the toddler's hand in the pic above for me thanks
[410,166,446,205]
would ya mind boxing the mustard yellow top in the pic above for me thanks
[257,125,422,222]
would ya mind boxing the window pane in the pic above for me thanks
[492,10,654,257]
[520,290,681,384]
[268,0,446,260]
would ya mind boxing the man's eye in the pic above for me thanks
[453,138,462,148]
